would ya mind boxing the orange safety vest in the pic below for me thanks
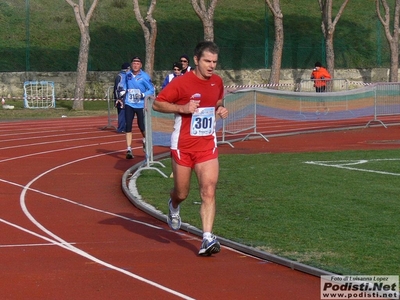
[311,67,331,88]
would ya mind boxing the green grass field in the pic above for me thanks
[0,0,390,71]
[0,99,109,120]
[136,149,400,275]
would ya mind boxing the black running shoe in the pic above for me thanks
[126,150,133,159]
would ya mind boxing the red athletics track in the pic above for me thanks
[1,115,399,300]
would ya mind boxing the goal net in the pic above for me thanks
[23,81,56,109]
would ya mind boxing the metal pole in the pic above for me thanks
[264,3,269,68]
[25,0,30,71]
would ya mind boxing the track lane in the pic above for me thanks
[6,115,393,299]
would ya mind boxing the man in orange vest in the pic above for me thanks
[311,61,331,115]
[311,61,331,92]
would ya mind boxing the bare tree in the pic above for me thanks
[376,0,400,82]
[265,0,283,86]
[318,0,350,76]
[65,0,99,110]
[191,0,218,41]
[132,0,157,77]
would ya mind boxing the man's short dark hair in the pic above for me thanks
[194,41,219,59]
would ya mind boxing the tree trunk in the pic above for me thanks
[376,0,400,82]
[73,30,90,110]
[65,0,99,111]
[318,0,349,77]
[203,20,214,41]
[266,0,283,86]
[325,33,334,73]
[191,0,218,41]
[133,0,157,77]
[389,41,399,82]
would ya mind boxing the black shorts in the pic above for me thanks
[125,105,145,133]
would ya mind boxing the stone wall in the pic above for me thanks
[0,68,391,100]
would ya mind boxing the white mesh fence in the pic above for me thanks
[374,83,400,116]
[134,83,398,172]
[367,82,400,127]
[134,96,174,178]
[222,85,380,142]
[102,85,117,130]
[221,89,268,144]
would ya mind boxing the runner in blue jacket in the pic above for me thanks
[122,56,154,159]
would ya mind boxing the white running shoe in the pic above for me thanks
[198,235,221,256]
[167,199,181,231]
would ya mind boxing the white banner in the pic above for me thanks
[321,275,399,299]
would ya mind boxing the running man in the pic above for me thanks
[152,41,228,256]
[123,56,154,159]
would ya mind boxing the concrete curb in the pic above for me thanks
[121,152,336,278]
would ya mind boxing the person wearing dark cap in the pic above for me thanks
[311,61,331,114]
[161,62,182,89]
[113,62,130,133]
[121,56,154,159]
[179,54,192,74]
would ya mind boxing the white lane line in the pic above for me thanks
[0,130,107,142]
[0,134,120,150]
[0,217,194,300]
[3,149,195,299]
[0,119,106,131]
[0,177,163,231]
[0,242,77,248]
[304,158,400,176]
[0,141,142,163]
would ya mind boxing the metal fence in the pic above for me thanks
[103,83,400,173]
[298,80,353,116]
[129,96,174,178]
[298,79,350,92]
[366,83,400,127]
[102,86,118,130]
[221,83,400,143]
[220,90,268,146]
